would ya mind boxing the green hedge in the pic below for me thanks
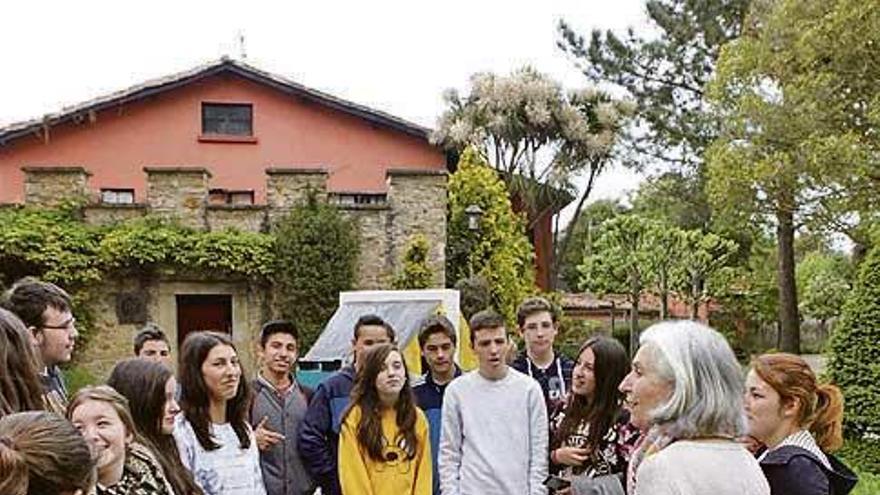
[827,244,880,446]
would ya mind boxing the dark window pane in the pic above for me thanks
[202,103,253,136]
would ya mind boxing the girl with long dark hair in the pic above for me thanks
[549,336,640,489]
[0,308,44,417]
[108,358,203,495]
[745,353,858,495]
[173,331,264,495]
[339,343,431,495]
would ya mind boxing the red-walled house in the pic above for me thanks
[0,58,563,376]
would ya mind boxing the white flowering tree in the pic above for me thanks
[432,67,633,286]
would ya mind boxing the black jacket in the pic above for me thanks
[760,445,858,495]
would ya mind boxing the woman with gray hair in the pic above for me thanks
[620,321,769,495]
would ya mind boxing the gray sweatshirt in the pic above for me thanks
[439,367,549,495]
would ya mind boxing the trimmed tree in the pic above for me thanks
[272,191,359,352]
[578,215,657,351]
[796,251,852,336]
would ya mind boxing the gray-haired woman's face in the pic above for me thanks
[619,345,672,431]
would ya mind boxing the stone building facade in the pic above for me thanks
[17,164,446,378]
[1,59,450,379]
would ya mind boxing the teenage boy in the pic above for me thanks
[133,323,173,368]
[412,314,461,495]
[439,310,548,495]
[250,320,315,495]
[511,296,574,414]
[298,314,395,495]
[1,277,77,414]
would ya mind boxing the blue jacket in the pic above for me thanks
[413,367,461,495]
[760,445,858,495]
[297,366,355,495]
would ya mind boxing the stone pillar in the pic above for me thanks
[387,169,448,287]
[21,166,91,207]
[265,168,328,225]
[144,167,211,230]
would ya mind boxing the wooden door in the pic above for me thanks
[176,294,232,347]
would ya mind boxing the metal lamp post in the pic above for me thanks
[464,204,483,278]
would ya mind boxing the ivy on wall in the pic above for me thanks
[0,206,276,347]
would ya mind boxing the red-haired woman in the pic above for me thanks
[745,353,858,495]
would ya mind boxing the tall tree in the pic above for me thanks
[558,199,627,289]
[795,251,852,335]
[433,67,633,286]
[630,171,710,231]
[706,0,880,352]
[558,0,750,171]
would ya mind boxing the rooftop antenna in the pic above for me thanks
[238,31,247,60]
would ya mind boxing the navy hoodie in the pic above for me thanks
[297,366,356,495]
[760,445,858,495]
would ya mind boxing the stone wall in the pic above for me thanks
[80,276,268,380]
[22,166,91,206]
[144,167,211,229]
[206,205,267,232]
[80,277,160,381]
[15,165,448,375]
[387,169,448,287]
[265,168,328,226]
[340,205,393,288]
[83,204,148,225]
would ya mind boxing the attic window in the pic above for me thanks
[202,103,253,136]
[101,189,135,205]
[330,193,388,206]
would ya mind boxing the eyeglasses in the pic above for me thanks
[42,318,76,331]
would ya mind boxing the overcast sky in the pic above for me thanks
[1,0,650,220]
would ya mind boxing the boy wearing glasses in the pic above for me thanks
[1,277,78,414]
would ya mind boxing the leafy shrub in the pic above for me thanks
[392,234,434,289]
[272,191,359,352]
[446,148,536,325]
[827,244,880,451]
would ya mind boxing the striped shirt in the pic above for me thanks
[759,430,831,470]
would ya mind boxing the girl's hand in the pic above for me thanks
[554,446,590,466]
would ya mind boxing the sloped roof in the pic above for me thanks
[0,57,432,146]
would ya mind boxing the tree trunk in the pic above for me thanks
[690,272,700,319]
[659,270,669,320]
[776,207,800,353]
[629,275,640,356]
[629,298,640,357]
[553,166,599,291]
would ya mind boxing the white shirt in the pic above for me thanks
[173,416,266,495]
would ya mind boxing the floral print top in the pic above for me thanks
[550,408,641,479]
[95,442,174,495]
